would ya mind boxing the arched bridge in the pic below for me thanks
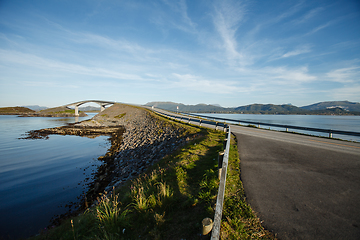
[64,100,117,116]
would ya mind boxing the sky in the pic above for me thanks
[0,0,359,108]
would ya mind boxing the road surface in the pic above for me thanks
[232,125,360,240]
[149,108,360,239]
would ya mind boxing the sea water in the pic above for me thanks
[0,114,109,239]
[197,113,360,142]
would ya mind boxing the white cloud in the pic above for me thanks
[261,66,317,83]
[172,73,246,94]
[332,84,360,100]
[0,49,144,81]
[327,66,360,83]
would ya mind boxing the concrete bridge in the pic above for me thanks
[64,100,116,116]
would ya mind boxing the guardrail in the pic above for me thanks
[211,126,231,240]
[181,112,360,139]
[150,108,228,130]
[149,107,360,238]
[149,107,230,239]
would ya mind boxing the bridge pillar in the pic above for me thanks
[75,106,79,116]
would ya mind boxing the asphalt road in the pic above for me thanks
[231,125,360,240]
[149,108,360,239]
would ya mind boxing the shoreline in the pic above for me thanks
[24,103,192,229]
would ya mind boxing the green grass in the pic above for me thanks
[0,106,34,113]
[30,123,224,239]
[46,109,76,114]
[114,113,126,119]
[29,116,275,240]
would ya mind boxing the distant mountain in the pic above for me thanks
[144,102,227,112]
[301,101,360,112]
[79,106,100,111]
[144,101,360,115]
[211,104,222,107]
[22,105,48,111]
[234,104,306,114]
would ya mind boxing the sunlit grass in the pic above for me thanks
[30,126,223,240]
[29,115,275,239]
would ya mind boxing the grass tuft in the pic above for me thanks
[114,113,126,119]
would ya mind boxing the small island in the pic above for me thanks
[0,106,87,117]
[0,106,35,115]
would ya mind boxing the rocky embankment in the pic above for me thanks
[25,103,192,208]
[85,104,190,200]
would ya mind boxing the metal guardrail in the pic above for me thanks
[211,126,231,240]
[149,107,360,138]
[149,107,360,238]
[150,108,228,130]
[149,108,230,239]
[182,112,360,138]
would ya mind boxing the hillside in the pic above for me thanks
[234,104,306,114]
[21,105,48,111]
[79,106,100,111]
[145,101,227,112]
[21,106,87,117]
[0,107,35,115]
[301,101,360,112]
[144,101,360,115]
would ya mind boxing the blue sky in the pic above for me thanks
[0,0,359,107]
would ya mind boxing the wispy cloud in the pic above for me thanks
[332,84,360,100]
[282,45,312,58]
[154,0,197,34]
[292,7,324,24]
[0,49,145,81]
[212,0,247,66]
[166,0,196,29]
[263,1,305,27]
[172,73,246,94]
[259,66,317,84]
[327,66,360,83]
[304,20,334,35]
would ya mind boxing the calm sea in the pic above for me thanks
[197,114,360,142]
[0,113,109,239]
